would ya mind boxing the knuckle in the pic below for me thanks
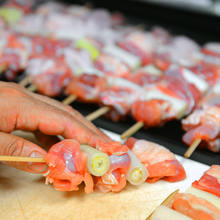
[6,137,25,157]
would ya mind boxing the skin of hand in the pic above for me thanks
[0,82,111,173]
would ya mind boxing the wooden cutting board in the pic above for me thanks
[0,130,177,220]
[0,163,175,220]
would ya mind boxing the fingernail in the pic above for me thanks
[28,151,48,173]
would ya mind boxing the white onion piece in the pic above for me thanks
[126,150,148,185]
[80,144,110,177]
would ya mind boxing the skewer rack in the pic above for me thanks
[0,0,219,165]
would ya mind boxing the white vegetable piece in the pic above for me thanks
[182,68,209,93]
[141,64,162,76]
[126,150,148,185]
[103,44,141,69]
[141,88,187,118]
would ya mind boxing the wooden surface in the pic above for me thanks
[0,164,175,220]
[0,131,175,220]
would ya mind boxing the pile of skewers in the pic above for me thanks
[0,1,219,219]
[1,0,220,158]
[0,0,218,162]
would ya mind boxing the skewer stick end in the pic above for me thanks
[19,76,33,87]
[0,156,46,163]
[121,121,144,140]
[62,94,77,105]
[184,138,201,158]
[86,106,110,121]
[27,84,37,92]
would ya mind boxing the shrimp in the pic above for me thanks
[125,138,186,183]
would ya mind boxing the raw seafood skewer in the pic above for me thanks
[171,165,220,219]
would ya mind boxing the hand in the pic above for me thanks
[0,82,110,173]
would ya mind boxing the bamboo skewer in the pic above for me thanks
[0,146,110,177]
[62,94,77,105]
[146,189,179,220]
[184,138,201,158]
[27,84,37,92]
[86,106,110,121]
[0,156,45,163]
[0,64,7,74]
[121,121,144,139]
[19,76,33,87]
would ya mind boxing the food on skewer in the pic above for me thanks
[117,28,170,66]
[182,83,220,153]
[26,55,72,96]
[93,140,147,192]
[121,64,208,139]
[44,139,94,193]
[25,42,94,96]
[0,0,33,26]
[155,36,201,71]
[125,137,186,183]
[150,165,220,220]
[44,139,111,193]
[1,0,220,158]
[171,193,220,220]
[171,165,220,220]
[191,165,220,198]
[43,136,187,193]
[4,0,34,14]
[65,68,144,120]
[201,42,220,66]
[94,53,131,77]
[44,138,149,193]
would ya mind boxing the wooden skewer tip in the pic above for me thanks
[86,106,110,121]
[0,156,45,163]
[121,121,144,140]
[184,138,201,158]
[27,84,38,92]
[62,94,77,105]
[19,76,33,87]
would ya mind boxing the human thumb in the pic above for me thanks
[0,132,48,173]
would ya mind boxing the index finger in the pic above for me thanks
[0,87,106,147]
